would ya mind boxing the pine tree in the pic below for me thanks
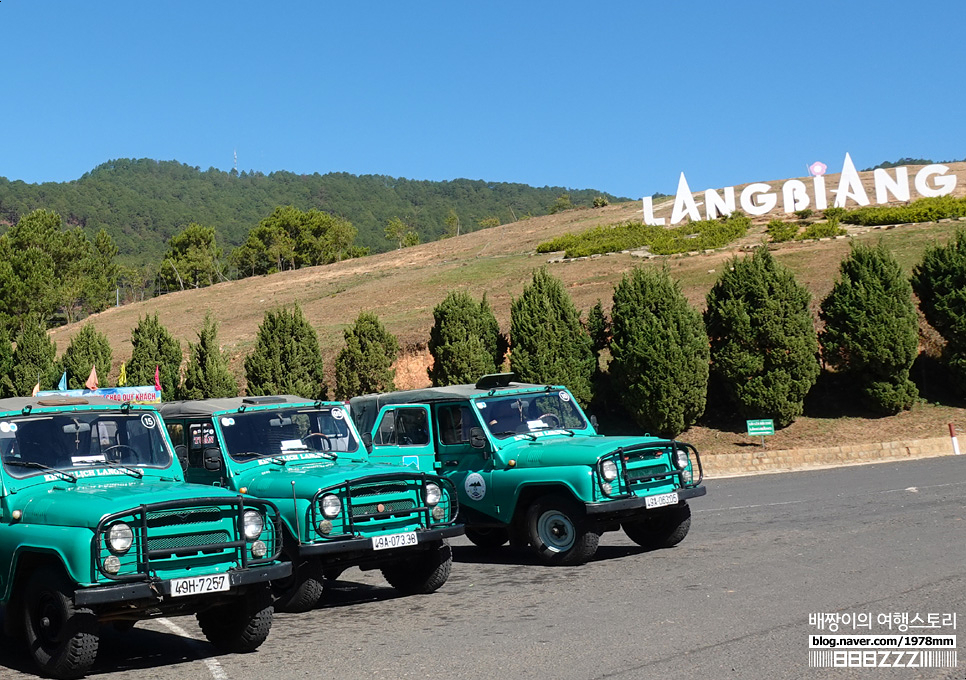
[181,312,238,399]
[586,299,610,361]
[704,247,819,427]
[334,312,399,399]
[911,228,966,395]
[59,324,113,390]
[610,268,709,438]
[11,316,59,396]
[126,313,183,398]
[820,243,918,413]
[510,268,595,405]
[244,305,326,399]
[428,291,505,386]
[0,327,17,398]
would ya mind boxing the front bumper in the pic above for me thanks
[74,561,292,607]
[296,524,464,557]
[584,485,707,518]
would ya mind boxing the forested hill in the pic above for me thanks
[0,159,628,265]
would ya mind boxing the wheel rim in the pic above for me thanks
[537,509,575,552]
[33,592,64,647]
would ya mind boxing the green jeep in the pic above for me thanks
[0,396,288,679]
[159,396,462,613]
[350,374,707,565]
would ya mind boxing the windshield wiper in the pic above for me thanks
[237,451,289,466]
[79,459,143,478]
[4,460,78,483]
[495,431,537,441]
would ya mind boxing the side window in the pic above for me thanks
[374,408,429,447]
[436,404,474,445]
[395,408,429,446]
[374,409,396,446]
[187,423,215,468]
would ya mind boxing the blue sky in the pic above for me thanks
[3,1,964,199]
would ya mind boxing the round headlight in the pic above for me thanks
[424,483,442,507]
[600,459,618,482]
[673,448,689,470]
[107,522,134,554]
[321,494,342,519]
[103,555,121,574]
[243,510,264,540]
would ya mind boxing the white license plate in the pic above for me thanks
[372,531,418,551]
[645,491,679,509]
[170,574,231,598]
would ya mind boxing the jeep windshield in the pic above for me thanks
[218,406,360,462]
[476,390,588,439]
[0,410,172,479]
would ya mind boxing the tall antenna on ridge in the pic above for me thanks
[233,148,238,172]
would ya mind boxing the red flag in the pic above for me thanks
[85,365,99,390]
[154,365,161,392]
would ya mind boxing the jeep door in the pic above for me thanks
[432,402,497,521]
[368,405,436,472]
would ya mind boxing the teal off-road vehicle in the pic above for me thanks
[159,396,461,613]
[350,374,706,565]
[0,396,288,679]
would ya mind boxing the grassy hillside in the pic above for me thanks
[47,162,966,457]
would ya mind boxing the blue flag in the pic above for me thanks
[58,372,67,391]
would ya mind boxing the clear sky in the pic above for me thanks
[3,1,964,199]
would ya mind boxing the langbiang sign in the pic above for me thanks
[643,152,959,226]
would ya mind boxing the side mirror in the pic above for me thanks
[590,415,599,434]
[203,447,223,472]
[174,445,188,471]
[468,427,486,450]
[361,432,373,454]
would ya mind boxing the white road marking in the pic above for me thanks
[157,617,229,680]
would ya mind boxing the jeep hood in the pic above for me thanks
[235,460,424,499]
[16,480,241,530]
[497,434,671,468]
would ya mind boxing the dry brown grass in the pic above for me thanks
[48,163,966,455]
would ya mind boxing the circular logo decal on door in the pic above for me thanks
[464,472,486,501]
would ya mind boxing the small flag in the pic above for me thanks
[31,381,40,397]
[85,365,99,390]
[117,362,127,387]
[58,372,67,391]
[154,365,162,392]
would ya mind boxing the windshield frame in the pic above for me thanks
[473,389,589,440]
[0,409,174,480]
[216,405,362,464]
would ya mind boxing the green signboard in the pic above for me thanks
[746,419,775,436]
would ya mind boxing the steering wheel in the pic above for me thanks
[538,413,561,428]
[301,433,327,442]
[103,444,139,462]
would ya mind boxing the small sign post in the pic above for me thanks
[746,419,775,447]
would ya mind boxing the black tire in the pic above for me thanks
[464,527,509,550]
[23,566,99,680]
[380,541,452,594]
[622,502,692,550]
[272,561,324,613]
[526,495,600,565]
[197,596,273,654]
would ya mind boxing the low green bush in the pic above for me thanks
[842,196,966,226]
[536,212,751,257]
[797,218,847,240]
[767,219,799,242]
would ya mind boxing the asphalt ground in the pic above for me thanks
[2,455,964,679]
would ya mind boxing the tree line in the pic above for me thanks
[9,229,966,439]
